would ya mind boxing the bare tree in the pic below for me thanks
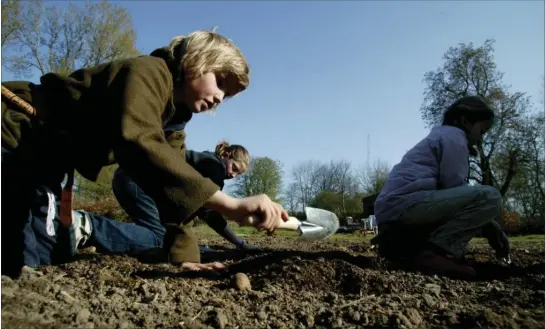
[282,182,300,215]
[1,0,22,48]
[291,160,322,210]
[358,159,390,195]
[2,0,140,77]
[328,160,355,216]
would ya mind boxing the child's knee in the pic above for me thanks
[475,185,502,216]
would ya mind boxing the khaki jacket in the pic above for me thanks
[1,49,219,221]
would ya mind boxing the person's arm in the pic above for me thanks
[435,132,470,190]
[110,57,220,221]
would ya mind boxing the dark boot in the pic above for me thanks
[409,249,476,280]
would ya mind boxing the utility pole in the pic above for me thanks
[366,134,370,169]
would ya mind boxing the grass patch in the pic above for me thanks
[194,224,544,246]
[192,224,300,237]
[193,224,375,241]
[470,234,545,245]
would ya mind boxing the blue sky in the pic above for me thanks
[2,1,544,190]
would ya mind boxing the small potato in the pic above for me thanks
[233,272,251,291]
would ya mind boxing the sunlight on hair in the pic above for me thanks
[168,30,250,97]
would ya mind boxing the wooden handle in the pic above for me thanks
[239,215,301,231]
[1,85,36,116]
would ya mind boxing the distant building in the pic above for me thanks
[361,193,379,234]
[361,193,378,218]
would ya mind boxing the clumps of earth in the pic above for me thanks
[2,236,544,329]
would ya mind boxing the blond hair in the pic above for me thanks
[215,140,250,173]
[169,30,250,97]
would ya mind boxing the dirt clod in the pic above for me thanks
[422,293,435,307]
[424,283,441,297]
[76,308,91,323]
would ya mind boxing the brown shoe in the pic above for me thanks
[163,223,201,265]
[137,223,201,265]
[410,249,476,280]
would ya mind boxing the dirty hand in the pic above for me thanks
[181,262,225,271]
[234,194,289,232]
[496,230,510,259]
[204,191,288,232]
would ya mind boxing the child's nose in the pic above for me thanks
[214,92,224,104]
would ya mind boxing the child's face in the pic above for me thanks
[466,119,493,147]
[175,72,223,113]
[221,154,245,179]
[176,72,239,113]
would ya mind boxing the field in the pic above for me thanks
[1,228,544,329]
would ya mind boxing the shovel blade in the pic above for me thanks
[298,207,340,240]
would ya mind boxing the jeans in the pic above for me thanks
[400,184,503,258]
[91,167,246,254]
[85,168,165,255]
[2,147,76,272]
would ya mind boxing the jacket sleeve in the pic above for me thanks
[436,134,470,189]
[111,58,219,221]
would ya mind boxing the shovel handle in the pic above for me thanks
[239,215,301,231]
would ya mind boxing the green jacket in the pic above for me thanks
[1,48,219,221]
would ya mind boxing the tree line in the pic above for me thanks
[229,157,390,222]
[2,0,543,232]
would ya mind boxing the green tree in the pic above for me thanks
[310,191,363,224]
[421,39,535,196]
[2,0,140,77]
[504,100,545,228]
[290,160,322,209]
[232,157,284,202]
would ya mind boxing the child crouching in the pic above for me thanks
[372,96,510,280]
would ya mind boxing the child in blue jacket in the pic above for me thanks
[372,96,510,279]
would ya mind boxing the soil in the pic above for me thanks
[2,236,544,329]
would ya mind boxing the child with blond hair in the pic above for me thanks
[2,30,288,277]
[82,139,261,268]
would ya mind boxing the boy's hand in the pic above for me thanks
[495,230,510,259]
[204,191,289,232]
[232,194,289,232]
[181,262,225,271]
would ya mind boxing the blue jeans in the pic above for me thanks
[399,184,503,258]
[2,147,76,270]
[92,167,247,254]
[86,168,165,255]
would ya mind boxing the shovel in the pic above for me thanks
[239,207,340,240]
